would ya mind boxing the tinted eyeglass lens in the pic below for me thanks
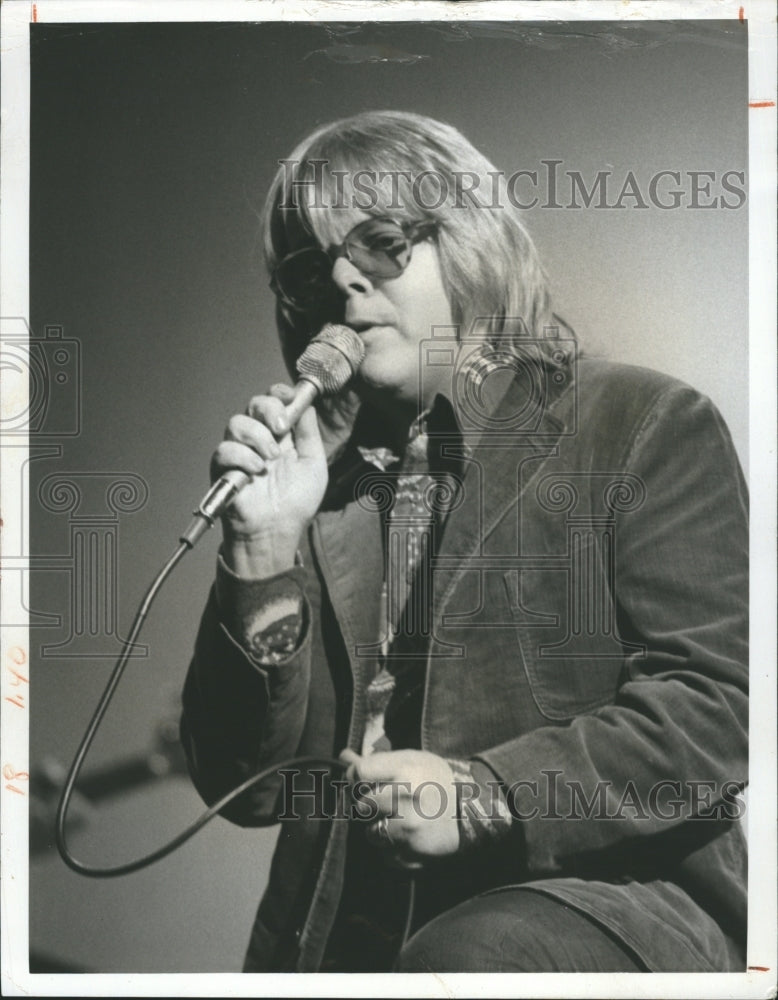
[346,219,412,278]
[274,219,417,310]
[276,249,332,310]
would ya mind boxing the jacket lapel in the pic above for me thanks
[433,370,568,608]
[312,496,385,661]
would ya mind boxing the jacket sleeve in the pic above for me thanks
[475,383,749,875]
[179,550,314,827]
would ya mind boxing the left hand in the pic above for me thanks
[340,748,460,860]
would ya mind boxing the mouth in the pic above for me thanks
[347,319,389,335]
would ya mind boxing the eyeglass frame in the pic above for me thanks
[269,216,439,313]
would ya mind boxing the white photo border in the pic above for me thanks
[1,1,775,996]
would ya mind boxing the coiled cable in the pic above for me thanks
[55,537,347,879]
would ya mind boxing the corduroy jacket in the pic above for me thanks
[181,354,748,973]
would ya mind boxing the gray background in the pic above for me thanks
[28,19,748,972]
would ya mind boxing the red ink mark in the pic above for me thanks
[749,100,776,108]
[32,3,37,22]
[3,764,30,783]
[8,667,28,686]
[738,5,744,21]
[3,765,28,796]
[8,646,26,666]
[748,966,769,971]
[5,693,26,709]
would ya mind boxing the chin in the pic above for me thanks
[356,364,421,410]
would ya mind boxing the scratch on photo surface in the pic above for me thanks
[305,43,429,64]
[426,20,748,56]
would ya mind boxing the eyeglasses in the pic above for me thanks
[270,216,437,313]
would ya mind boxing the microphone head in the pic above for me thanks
[296,324,365,396]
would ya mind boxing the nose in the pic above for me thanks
[331,256,374,298]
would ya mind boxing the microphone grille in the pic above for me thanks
[296,324,365,396]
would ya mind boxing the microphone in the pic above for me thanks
[180,324,364,548]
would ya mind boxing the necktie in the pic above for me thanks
[362,422,438,754]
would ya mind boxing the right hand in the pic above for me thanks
[211,383,328,577]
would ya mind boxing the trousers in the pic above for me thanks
[396,887,646,973]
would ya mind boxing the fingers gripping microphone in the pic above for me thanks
[180,324,364,548]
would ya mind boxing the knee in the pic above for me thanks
[395,924,463,972]
[396,901,508,973]
[396,890,644,974]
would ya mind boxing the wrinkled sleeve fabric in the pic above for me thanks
[475,383,749,875]
[180,552,312,826]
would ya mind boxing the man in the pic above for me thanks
[180,111,748,973]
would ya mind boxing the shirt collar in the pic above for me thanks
[356,388,468,473]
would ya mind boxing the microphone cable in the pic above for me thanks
[54,522,347,879]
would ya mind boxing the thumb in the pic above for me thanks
[293,402,326,462]
[339,747,362,783]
